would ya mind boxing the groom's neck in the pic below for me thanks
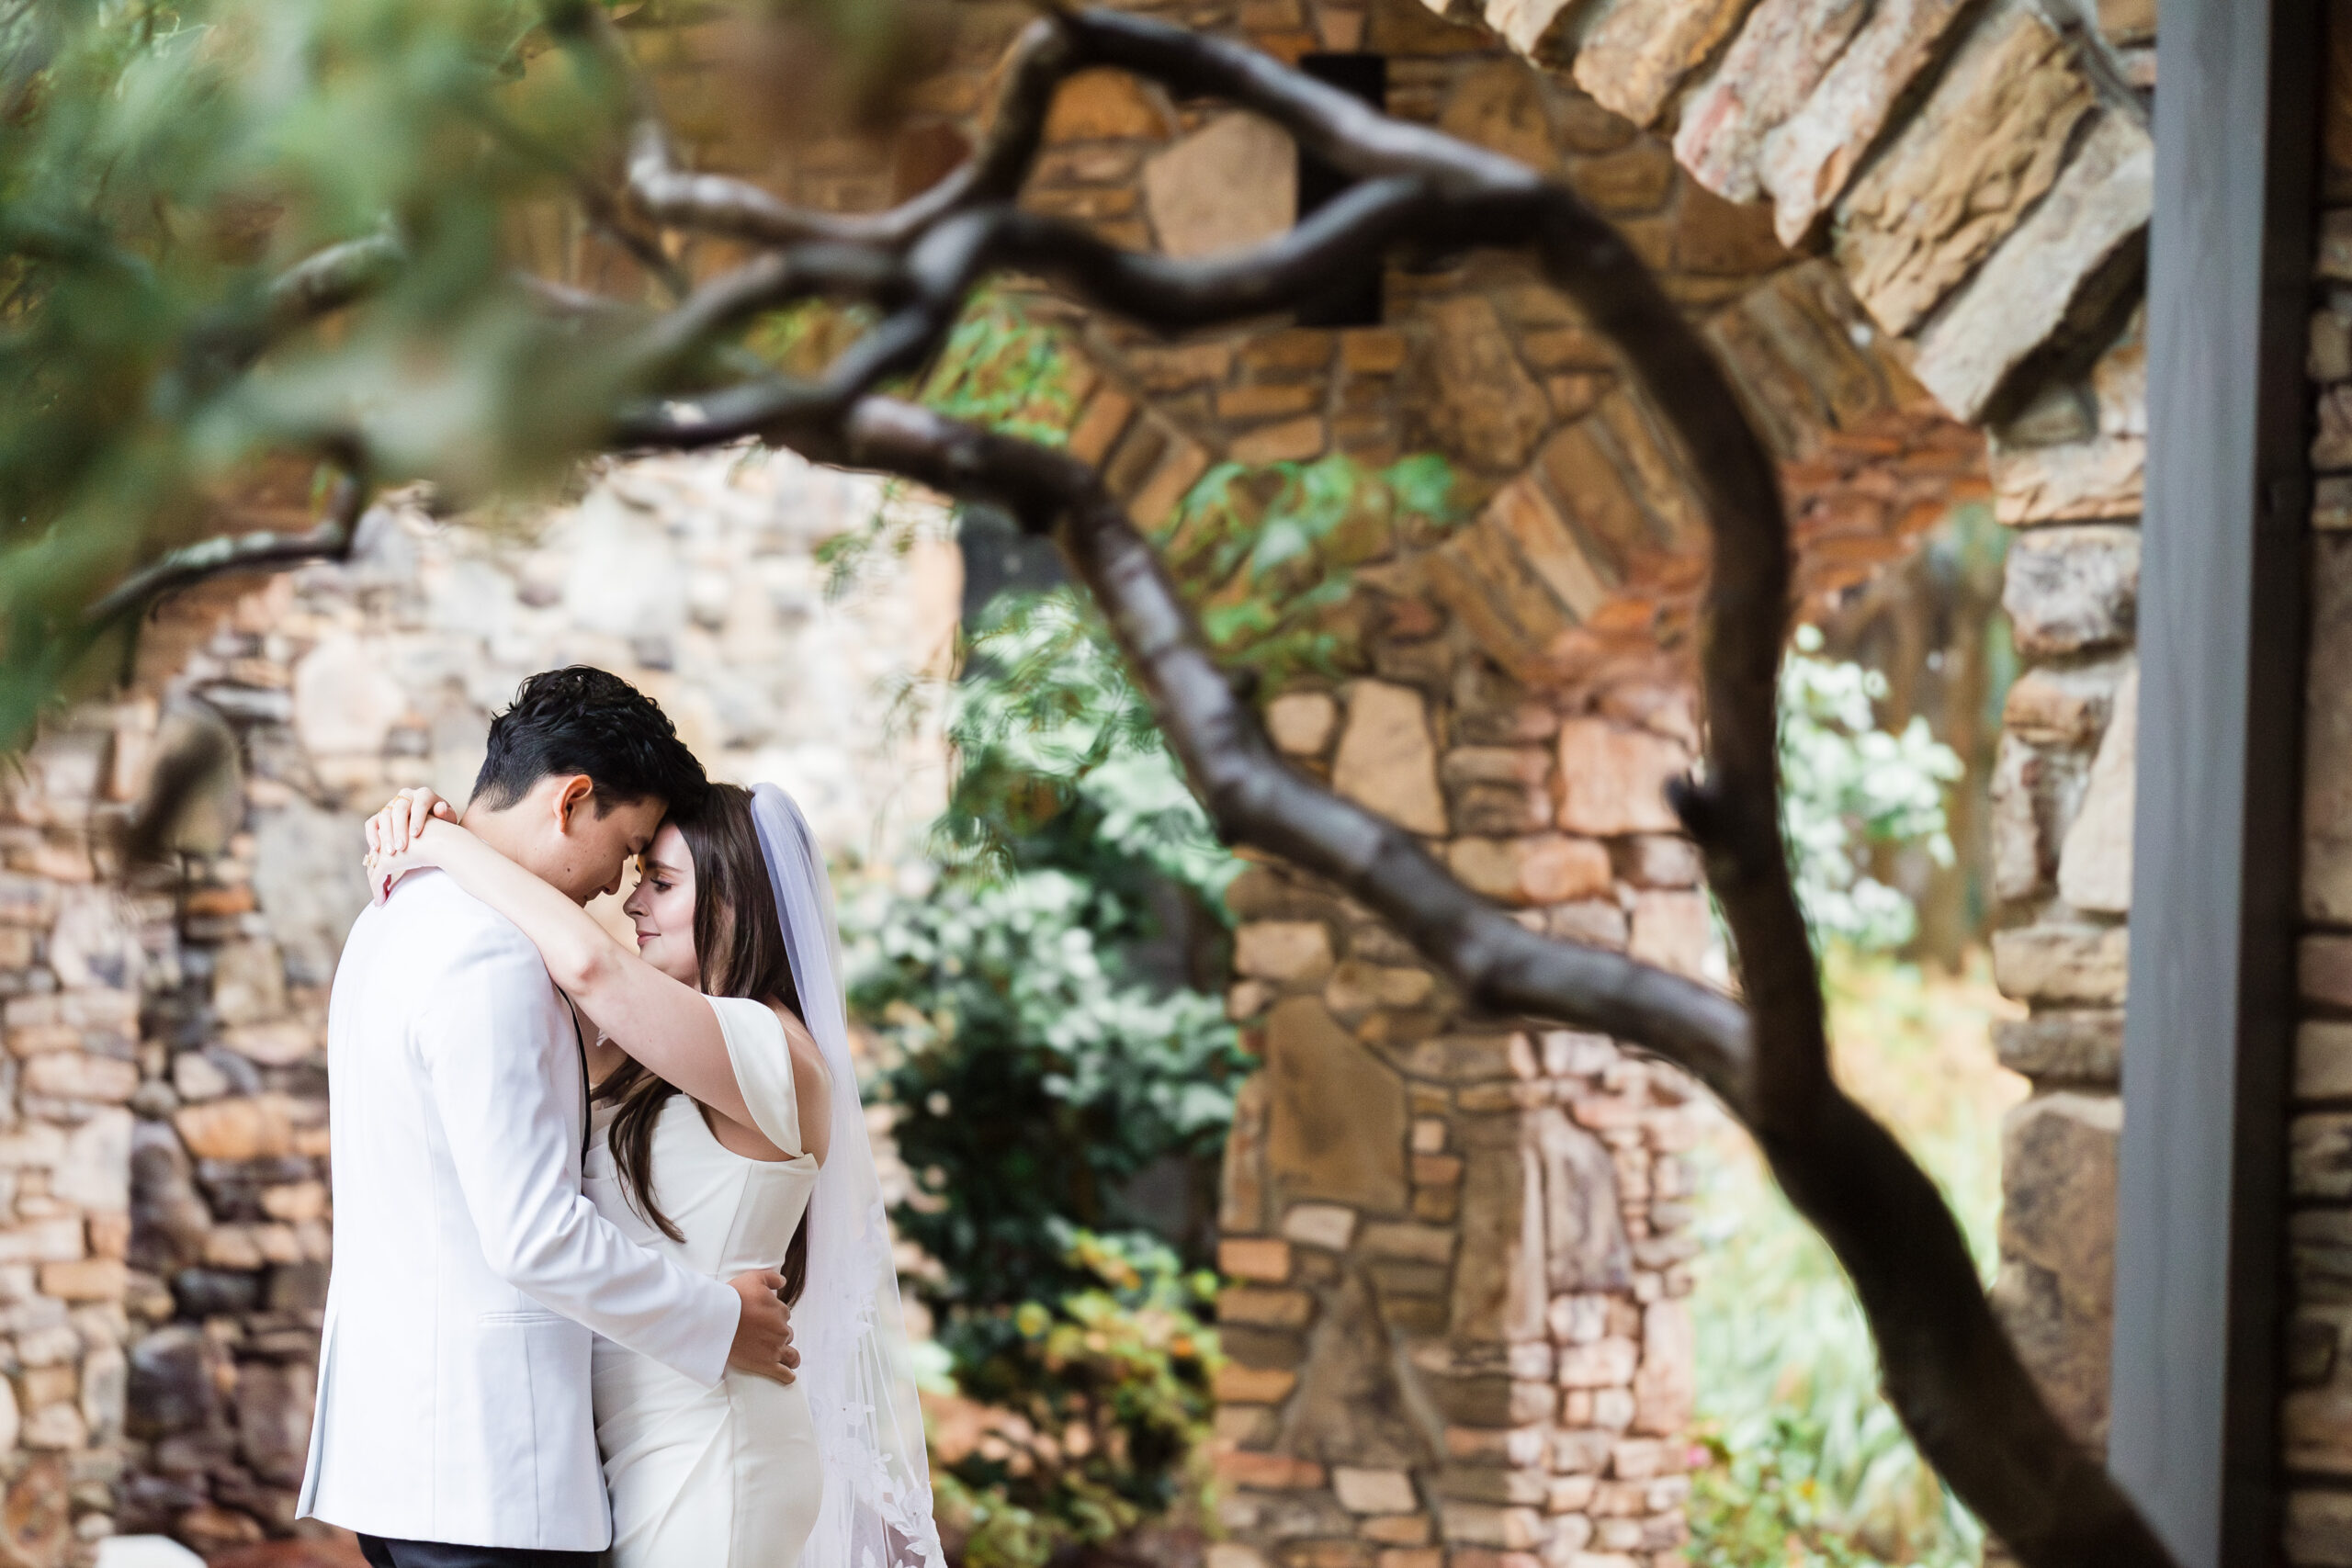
[463,803,550,880]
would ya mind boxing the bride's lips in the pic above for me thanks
[633,930,654,948]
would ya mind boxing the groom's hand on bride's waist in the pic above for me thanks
[725,1269,799,1385]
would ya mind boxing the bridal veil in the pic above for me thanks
[748,783,945,1568]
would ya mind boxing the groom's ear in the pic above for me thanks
[549,773,597,836]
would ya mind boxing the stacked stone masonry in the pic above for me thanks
[1214,673,1709,1568]
[2278,13,2352,1561]
[1382,0,2164,1484]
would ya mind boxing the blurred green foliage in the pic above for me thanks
[1688,952,2016,1568]
[0,0,677,745]
[842,593,1238,1564]
[1780,626,1964,953]
[928,1231,1220,1568]
[1156,451,1463,686]
[845,591,1249,1308]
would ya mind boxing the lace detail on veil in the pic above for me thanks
[750,784,945,1568]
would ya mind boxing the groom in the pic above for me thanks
[298,667,798,1567]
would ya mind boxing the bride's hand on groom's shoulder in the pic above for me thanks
[363,786,457,905]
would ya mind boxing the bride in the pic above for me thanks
[363,779,944,1568]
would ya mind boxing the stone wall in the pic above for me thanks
[1213,675,1710,1568]
[1391,0,2157,1469]
[2278,15,2352,1558]
[0,449,956,1559]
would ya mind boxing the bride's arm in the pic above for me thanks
[364,790,783,1154]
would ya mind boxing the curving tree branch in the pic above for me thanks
[101,11,2171,1566]
[82,461,370,632]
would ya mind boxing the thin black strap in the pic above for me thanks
[564,998,592,1162]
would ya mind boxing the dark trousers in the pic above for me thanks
[358,1534,603,1568]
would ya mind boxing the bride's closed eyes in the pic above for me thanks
[622,827,704,988]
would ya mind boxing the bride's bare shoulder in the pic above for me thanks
[765,999,832,1160]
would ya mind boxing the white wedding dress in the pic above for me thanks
[582,995,825,1568]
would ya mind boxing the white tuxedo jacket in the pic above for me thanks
[298,870,739,1550]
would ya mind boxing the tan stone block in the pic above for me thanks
[1433,58,1553,166]
[1374,1551,1441,1568]
[2055,663,2136,915]
[1573,143,1676,216]
[1238,922,1338,984]
[1447,837,1612,908]
[1993,1011,2122,1086]
[1834,5,2095,336]
[1913,111,2154,423]
[1226,1075,1271,1234]
[22,1054,137,1104]
[2306,536,2352,920]
[38,1258,122,1303]
[1268,692,1340,755]
[1757,0,1973,244]
[1233,416,1329,464]
[1222,1236,1294,1281]
[1426,296,1549,470]
[1673,0,1872,203]
[1629,1300,1693,1435]
[1066,387,1135,466]
[1439,742,1552,784]
[1571,0,1748,128]
[1283,1202,1361,1251]
[1555,720,1687,836]
[1223,1288,1317,1328]
[1360,1222,1455,1265]
[1440,1503,1546,1550]
[1267,998,1409,1212]
[1991,923,2128,1005]
[6,1026,78,1059]
[1215,1364,1300,1404]
[1127,438,1212,531]
[173,1094,298,1163]
[1627,892,1710,979]
[2002,666,2114,746]
[261,1180,328,1224]
[1414,1154,1464,1186]
[1334,682,1447,835]
[1438,1462,1549,1506]
[220,1021,315,1067]
[2285,1488,2352,1560]
[1332,1467,1419,1515]
[1485,478,1613,624]
[210,940,287,1028]
[1340,330,1408,376]
[1994,1091,2119,1444]
[1534,423,1655,577]
[1424,521,1580,685]
[2306,934,2352,1010]
[1045,70,1177,141]
[1358,1515,1429,1544]
[0,1219,83,1266]
[1555,1338,1639,1388]
[1325,963,1436,1014]
[1992,435,2145,525]
[1215,1449,1327,1489]
[1590,392,1707,551]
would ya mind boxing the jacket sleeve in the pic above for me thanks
[416,927,739,1388]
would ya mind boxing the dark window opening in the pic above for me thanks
[1295,53,1387,329]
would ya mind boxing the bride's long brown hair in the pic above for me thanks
[594,783,810,1303]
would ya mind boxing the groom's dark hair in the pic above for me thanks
[471,666,707,816]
